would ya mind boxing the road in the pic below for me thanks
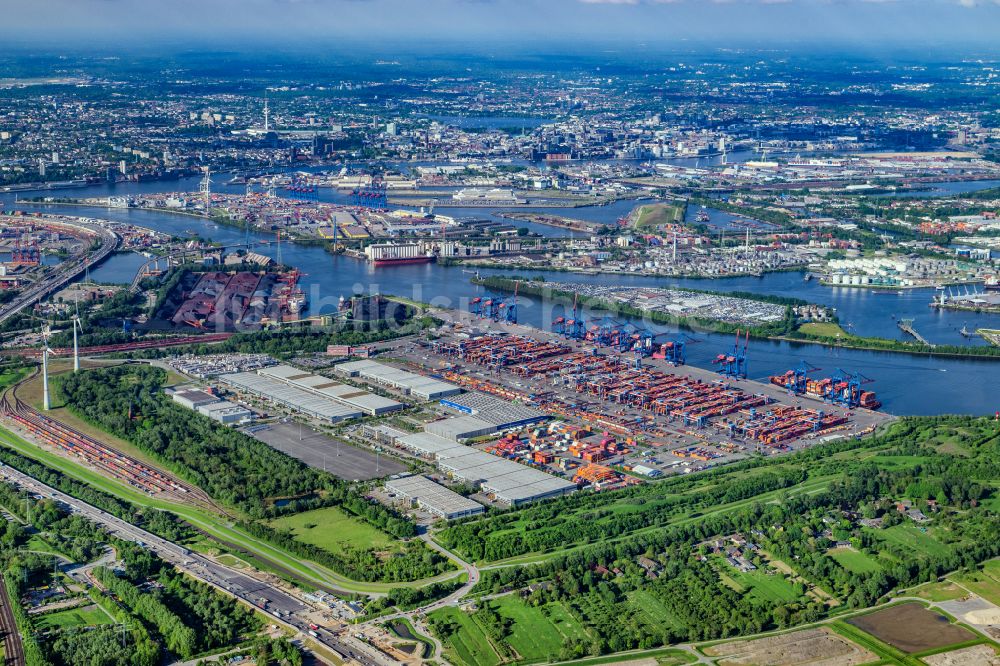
[0,461,393,666]
[0,219,119,325]
[364,532,481,664]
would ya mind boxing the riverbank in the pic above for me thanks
[477,276,1000,360]
[494,211,601,232]
[454,258,804,280]
[17,198,339,249]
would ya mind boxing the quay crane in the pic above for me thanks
[652,333,698,366]
[771,360,822,395]
[497,281,519,324]
[829,369,879,409]
[713,330,749,380]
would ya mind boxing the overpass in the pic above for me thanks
[0,217,120,325]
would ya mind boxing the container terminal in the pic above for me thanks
[360,309,893,492]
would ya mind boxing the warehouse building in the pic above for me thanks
[171,388,220,410]
[170,388,253,426]
[218,372,362,423]
[385,475,484,520]
[360,424,409,447]
[257,364,402,416]
[439,391,547,430]
[394,431,576,506]
[397,431,461,459]
[425,415,497,441]
[334,360,460,400]
[197,400,253,426]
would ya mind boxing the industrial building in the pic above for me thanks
[257,364,402,416]
[439,391,547,430]
[170,388,253,426]
[171,388,220,410]
[334,360,461,400]
[395,431,576,506]
[425,415,498,441]
[197,400,254,425]
[218,372,362,423]
[385,475,484,520]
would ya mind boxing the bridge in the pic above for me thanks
[0,220,119,326]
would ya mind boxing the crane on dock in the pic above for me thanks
[651,333,698,366]
[776,360,822,394]
[713,330,749,380]
[497,281,519,324]
[829,368,877,409]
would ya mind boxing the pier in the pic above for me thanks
[898,318,935,347]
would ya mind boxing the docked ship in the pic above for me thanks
[984,276,1000,292]
[364,242,436,268]
[696,210,711,224]
[275,269,308,319]
[769,371,881,410]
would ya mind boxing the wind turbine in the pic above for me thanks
[71,297,83,373]
[41,323,52,411]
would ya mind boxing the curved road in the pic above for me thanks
[0,218,119,325]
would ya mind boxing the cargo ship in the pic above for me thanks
[274,269,308,319]
[770,371,881,410]
[364,242,435,268]
[371,255,435,267]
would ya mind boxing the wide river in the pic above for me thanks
[3,175,999,416]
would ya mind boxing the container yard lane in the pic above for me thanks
[0,462,387,666]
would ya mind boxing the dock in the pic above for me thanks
[898,319,935,347]
[977,328,1000,347]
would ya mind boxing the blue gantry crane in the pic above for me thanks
[713,329,749,380]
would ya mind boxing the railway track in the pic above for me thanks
[10,333,234,359]
[0,372,227,515]
[0,572,25,666]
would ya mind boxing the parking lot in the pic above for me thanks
[245,421,407,481]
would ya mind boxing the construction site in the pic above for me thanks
[378,308,893,486]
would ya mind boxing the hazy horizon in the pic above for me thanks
[2,0,1000,53]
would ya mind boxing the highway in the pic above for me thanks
[0,219,119,325]
[0,461,393,666]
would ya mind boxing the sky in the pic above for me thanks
[2,0,1000,51]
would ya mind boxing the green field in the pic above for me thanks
[714,556,801,604]
[829,547,882,574]
[797,322,851,338]
[268,506,393,555]
[951,560,1000,605]
[430,606,502,666]
[905,580,967,602]
[625,590,683,631]
[34,604,114,630]
[634,203,684,228]
[490,596,592,661]
[875,524,952,559]
[216,553,249,569]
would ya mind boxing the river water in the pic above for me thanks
[3,179,1000,416]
